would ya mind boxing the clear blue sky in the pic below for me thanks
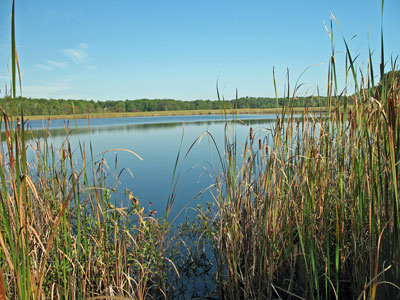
[0,0,399,101]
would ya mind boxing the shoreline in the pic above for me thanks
[21,107,329,121]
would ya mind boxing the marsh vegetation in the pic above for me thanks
[0,1,399,299]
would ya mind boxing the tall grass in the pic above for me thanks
[0,82,177,299]
[0,0,399,299]
[0,2,178,299]
[205,9,400,300]
[1,77,178,300]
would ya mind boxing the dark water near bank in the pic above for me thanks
[19,114,286,222]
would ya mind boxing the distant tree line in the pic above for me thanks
[0,95,353,116]
[0,70,396,117]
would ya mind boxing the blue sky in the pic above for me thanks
[0,0,399,101]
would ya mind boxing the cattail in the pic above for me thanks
[129,192,139,207]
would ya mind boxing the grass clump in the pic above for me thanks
[200,16,400,300]
[0,110,178,300]
[0,3,178,299]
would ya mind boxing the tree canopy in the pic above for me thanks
[0,95,347,116]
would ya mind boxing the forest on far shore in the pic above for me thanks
[0,70,396,116]
[0,95,352,116]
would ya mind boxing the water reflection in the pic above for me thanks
[19,116,280,140]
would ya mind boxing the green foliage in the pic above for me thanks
[0,95,340,116]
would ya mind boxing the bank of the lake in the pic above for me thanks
[22,106,329,121]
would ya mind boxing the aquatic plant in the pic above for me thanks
[0,2,178,299]
[203,6,400,299]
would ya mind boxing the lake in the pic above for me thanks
[22,114,284,223]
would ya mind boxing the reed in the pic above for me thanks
[0,0,399,299]
[204,6,400,299]
[0,2,178,299]
[0,75,177,300]
[22,107,330,122]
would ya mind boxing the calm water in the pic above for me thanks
[20,114,283,222]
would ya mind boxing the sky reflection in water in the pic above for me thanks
[20,114,286,222]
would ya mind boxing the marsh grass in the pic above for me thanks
[0,0,399,299]
[1,91,179,299]
[22,107,330,122]
[1,93,179,299]
[201,11,400,300]
[0,2,180,299]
